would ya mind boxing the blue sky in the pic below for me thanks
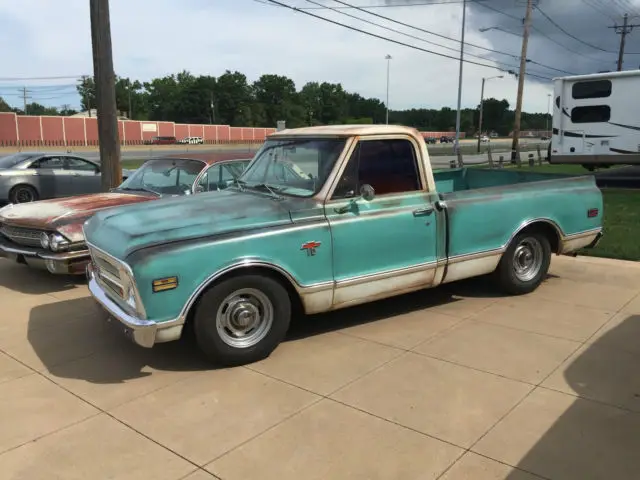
[0,0,635,114]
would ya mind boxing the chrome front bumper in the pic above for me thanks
[87,264,183,348]
[0,235,90,274]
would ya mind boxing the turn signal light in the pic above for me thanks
[152,277,178,293]
[587,208,599,218]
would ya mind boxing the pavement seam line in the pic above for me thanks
[0,346,207,471]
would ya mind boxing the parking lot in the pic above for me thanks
[1,254,639,479]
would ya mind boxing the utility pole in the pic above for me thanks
[128,78,133,120]
[385,54,392,124]
[210,91,215,124]
[20,87,31,114]
[546,93,551,135]
[609,14,640,71]
[477,75,503,153]
[90,0,122,190]
[510,0,534,167]
[454,0,466,160]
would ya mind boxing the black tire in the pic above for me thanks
[494,231,551,295]
[193,274,291,366]
[10,185,39,204]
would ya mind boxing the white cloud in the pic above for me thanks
[0,0,561,113]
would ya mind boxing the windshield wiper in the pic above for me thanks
[247,183,284,199]
[119,186,160,195]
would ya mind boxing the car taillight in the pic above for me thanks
[587,208,599,218]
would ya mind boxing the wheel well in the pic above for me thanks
[515,221,561,254]
[183,266,304,329]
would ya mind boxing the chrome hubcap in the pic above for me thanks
[216,288,273,348]
[513,237,543,282]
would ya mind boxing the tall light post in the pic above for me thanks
[454,0,466,156]
[477,75,504,153]
[546,93,552,136]
[385,54,392,124]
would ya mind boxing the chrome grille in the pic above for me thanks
[0,224,45,247]
[89,247,126,300]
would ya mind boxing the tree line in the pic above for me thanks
[0,70,550,135]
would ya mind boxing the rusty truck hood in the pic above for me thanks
[0,192,156,242]
[83,189,293,260]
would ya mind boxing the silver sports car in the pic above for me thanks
[0,152,132,204]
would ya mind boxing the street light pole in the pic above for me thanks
[476,75,504,153]
[546,93,551,136]
[454,0,466,157]
[385,54,392,124]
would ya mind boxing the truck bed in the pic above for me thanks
[434,167,572,193]
[432,168,602,263]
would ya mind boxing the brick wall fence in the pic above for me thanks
[0,112,464,147]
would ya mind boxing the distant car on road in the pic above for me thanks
[440,136,454,144]
[145,136,177,145]
[424,137,437,144]
[481,135,490,143]
[0,155,252,275]
[0,152,132,205]
[178,136,204,145]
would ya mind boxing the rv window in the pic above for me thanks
[572,80,612,100]
[571,105,611,123]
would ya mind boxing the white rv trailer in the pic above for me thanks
[549,70,640,168]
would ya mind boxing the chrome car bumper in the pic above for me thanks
[87,264,184,348]
[0,236,90,274]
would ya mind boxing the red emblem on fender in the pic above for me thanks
[301,241,321,256]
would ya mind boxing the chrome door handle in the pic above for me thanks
[413,206,434,217]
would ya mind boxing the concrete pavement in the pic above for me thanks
[0,254,639,479]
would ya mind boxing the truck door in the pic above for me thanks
[325,137,439,308]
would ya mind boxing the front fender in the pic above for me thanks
[127,221,333,323]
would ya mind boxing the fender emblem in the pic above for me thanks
[301,241,321,257]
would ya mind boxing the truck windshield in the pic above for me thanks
[118,158,206,195]
[238,138,347,197]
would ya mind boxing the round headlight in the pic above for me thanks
[49,233,68,252]
[40,232,50,250]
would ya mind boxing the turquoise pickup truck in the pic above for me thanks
[84,125,603,366]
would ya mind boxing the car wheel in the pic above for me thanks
[10,185,39,203]
[494,231,551,295]
[193,274,291,366]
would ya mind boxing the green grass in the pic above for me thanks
[578,189,640,262]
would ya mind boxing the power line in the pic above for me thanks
[261,0,552,80]
[299,0,466,8]
[328,0,574,73]
[475,0,605,62]
[580,0,618,21]
[300,0,574,74]
[0,75,87,82]
[535,5,619,53]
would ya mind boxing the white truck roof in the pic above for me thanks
[269,124,423,138]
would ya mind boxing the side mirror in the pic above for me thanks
[360,184,375,201]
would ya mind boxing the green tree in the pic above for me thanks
[253,74,304,128]
[214,70,254,126]
[0,97,14,113]
[26,102,59,116]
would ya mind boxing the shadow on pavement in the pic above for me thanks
[0,260,84,295]
[28,274,527,384]
[505,314,640,480]
[27,297,211,384]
